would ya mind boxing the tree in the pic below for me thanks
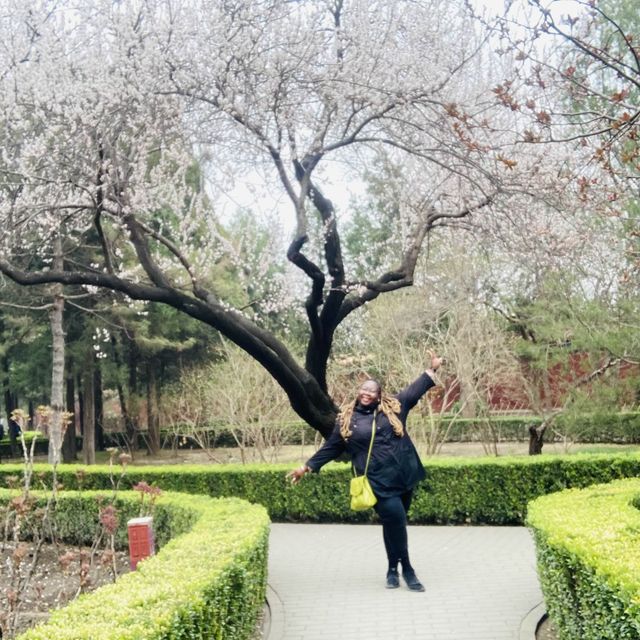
[162,341,297,463]
[487,0,640,275]
[0,0,592,437]
[47,234,65,464]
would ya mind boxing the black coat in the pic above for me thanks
[305,372,434,498]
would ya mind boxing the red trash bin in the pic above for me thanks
[127,516,155,570]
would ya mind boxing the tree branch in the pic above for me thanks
[0,259,337,436]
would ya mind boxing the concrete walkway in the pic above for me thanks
[265,524,544,640]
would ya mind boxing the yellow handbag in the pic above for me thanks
[349,414,378,511]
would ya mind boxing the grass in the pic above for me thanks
[3,440,639,468]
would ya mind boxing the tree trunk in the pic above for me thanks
[126,337,139,450]
[82,362,95,465]
[146,362,160,455]
[77,372,84,439]
[528,423,545,455]
[2,356,18,457]
[62,368,77,462]
[28,399,35,432]
[48,237,65,465]
[109,334,134,447]
[95,365,104,451]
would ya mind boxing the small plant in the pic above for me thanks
[0,413,130,638]
[133,481,163,518]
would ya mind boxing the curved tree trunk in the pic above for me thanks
[528,423,546,455]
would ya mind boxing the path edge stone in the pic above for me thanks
[519,601,546,640]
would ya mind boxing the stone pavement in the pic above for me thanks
[265,524,544,640]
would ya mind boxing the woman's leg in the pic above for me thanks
[398,490,415,572]
[374,491,424,591]
[374,493,408,570]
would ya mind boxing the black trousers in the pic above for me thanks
[373,490,414,571]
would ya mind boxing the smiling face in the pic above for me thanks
[357,379,381,406]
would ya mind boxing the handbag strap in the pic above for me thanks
[353,411,377,478]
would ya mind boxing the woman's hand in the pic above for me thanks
[287,465,310,484]
[430,353,444,371]
[425,351,444,380]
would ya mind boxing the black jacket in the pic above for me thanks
[305,372,434,498]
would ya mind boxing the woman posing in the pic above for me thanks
[288,355,443,592]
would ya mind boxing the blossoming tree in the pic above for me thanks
[0,0,597,440]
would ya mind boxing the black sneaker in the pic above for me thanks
[402,570,425,592]
[386,567,400,589]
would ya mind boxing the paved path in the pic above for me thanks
[266,524,544,640]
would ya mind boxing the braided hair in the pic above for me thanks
[339,380,403,440]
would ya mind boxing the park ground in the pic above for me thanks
[65,440,640,467]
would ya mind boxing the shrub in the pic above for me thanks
[527,478,640,639]
[0,489,269,640]
[3,452,640,525]
[96,411,640,452]
[554,411,640,443]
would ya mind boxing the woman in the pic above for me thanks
[288,355,442,592]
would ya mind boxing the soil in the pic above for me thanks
[536,616,559,639]
[1,541,130,638]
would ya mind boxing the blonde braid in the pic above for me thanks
[339,393,403,440]
[339,401,356,440]
[380,394,403,437]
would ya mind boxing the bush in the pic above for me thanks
[527,478,640,639]
[3,452,640,525]
[0,432,81,458]
[0,489,269,640]
[102,411,640,450]
[554,411,640,443]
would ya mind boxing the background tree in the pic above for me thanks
[0,0,618,438]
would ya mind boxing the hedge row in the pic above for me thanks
[101,411,640,450]
[3,452,640,525]
[5,411,639,459]
[527,478,640,639]
[0,489,269,640]
[0,432,82,458]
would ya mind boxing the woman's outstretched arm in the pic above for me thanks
[396,354,443,412]
[287,424,346,483]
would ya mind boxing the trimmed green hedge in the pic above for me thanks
[0,489,269,640]
[0,432,82,458]
[3,452,640,525]
[554,411,640,443]
[0,430,40,444]
[527,478,640,639]
[103,411,640,449]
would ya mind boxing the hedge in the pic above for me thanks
[527,478,640,639]
[2,452,640,525]
[0,489,269,640]
[6,411,639,459]
[0,432,82,458]
[100,411,640,449]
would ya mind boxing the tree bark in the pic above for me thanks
[48,235,65,465]
[62,368,77,462]
[82,360,95,465]
[2,356,18,457]
[146,362,160,455]
[94,365,104,451]
[77,372,84,440]
[109,334,135,448]
[126,335,139,450]
[528,423,546,455]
